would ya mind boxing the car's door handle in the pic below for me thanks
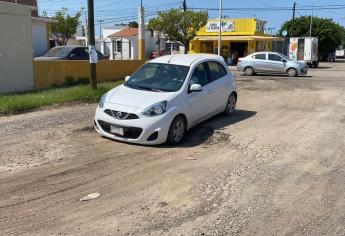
[207,90,213,94]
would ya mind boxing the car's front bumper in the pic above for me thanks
[94,104,174,145]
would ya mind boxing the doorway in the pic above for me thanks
[229,42,248,64]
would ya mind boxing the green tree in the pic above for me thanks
[44,8,82,45]
[148,9,208,54]
[278,16,345,59]
[128,21,138,28]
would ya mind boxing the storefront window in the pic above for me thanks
[201,42,214,54]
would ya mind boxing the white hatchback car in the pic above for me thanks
[94,54,237,145]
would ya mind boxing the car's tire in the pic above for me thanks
[224,93,237,116]
[313,61,319,68]
[244,67,254,76]
[287,68,298,77]
[167,116,186,145]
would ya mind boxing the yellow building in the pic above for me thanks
[190,18,282,63]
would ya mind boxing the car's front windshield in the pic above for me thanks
[44,47,73,57]
[125,63,189,92]
[278,53,290,61]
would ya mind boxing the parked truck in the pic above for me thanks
[289,37,319,68]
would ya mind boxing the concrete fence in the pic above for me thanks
[33,60,144,89]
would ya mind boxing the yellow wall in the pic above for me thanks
[197,18,262,36]
[34,60,144,89]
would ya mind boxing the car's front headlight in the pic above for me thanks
[99,93,107,108]
[142,101,167,117]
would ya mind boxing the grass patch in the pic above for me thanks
[0,80,123,115]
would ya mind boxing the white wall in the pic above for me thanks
[144,31,155,59]
[32,18,48,57]
[113,37,137,60]
[109,30,168,60]
[102,27,125,56]
[0,2,34,93]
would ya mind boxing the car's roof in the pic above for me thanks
[252,51,280,54]
[247,51,287,57]
[149,53,224,66]
[53,45,86,49]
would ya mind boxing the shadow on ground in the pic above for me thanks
[174,109,257,148]
[82,110,256,148]
[238,74,313,81]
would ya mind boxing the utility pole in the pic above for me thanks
[84,10,88,44]
[292,2,296,20]
[183,0,187,12]
[268,27,275,35]
[292,2,296,37]
[217,0,222,56]
[309,6,313,37]
[87,0,97,89]
[138,0,145,60]
[98,19,104,38]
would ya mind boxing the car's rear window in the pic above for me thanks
[253,54,266,60]
[44,47,73,57]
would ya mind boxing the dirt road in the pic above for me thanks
[1,61,345,235]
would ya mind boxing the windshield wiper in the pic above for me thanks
[127,84,163,92]
[143,87,164,92]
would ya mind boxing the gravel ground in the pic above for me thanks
[0,60,345,235]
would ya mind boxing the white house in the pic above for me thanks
[31,17,50,57]
[100,26,126,56]
[107,27,167,60]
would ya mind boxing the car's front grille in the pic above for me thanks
[104,109,139,120]
[97,120,142,139]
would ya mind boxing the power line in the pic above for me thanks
[188,4,345,12]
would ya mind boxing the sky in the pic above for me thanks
[37,0,345,36]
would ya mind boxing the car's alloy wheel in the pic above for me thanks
[167,116,185,145]
[244,67,254,76]
[287,68,297,77]
[224,93,236,115]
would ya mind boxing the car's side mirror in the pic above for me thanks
[125,76,130,82]
[281,59,287,62]
[189,84,202,93]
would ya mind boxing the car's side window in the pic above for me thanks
[252,53,266,60]
[71,48,88,58]
[268,54,283,62]
[70,48,81,58]
[206,61,227,82]
[190,63,209,87]
[80,48,90,58]
[219,63,228,77]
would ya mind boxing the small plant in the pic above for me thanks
[78,77,89,85]
[64,76,75,86]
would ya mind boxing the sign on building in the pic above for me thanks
[256,20,266,33]
[206,20,235,33]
